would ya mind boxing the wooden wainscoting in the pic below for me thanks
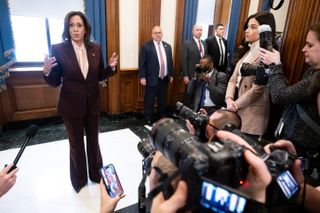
[119,69,140,112]
[1,70,59,123]
[0,69,111,125]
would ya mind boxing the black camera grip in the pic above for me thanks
[240,63,257,76]
[254,66,268,85]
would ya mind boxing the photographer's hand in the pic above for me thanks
[0,164,18,198]
[151,180,188,213]
[186,119,195,135]
[183,76,190,85]
[140,78,146,86]
[216,131,271,203]
[240,150,272,203]
[259,48,281,65]
[100,180,125,213]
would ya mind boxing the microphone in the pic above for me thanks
[7,124,39,173]
[259,24,273,52]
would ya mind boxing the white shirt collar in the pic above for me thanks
[71,40,85,50]
[249,40,260,51]
[193,36,201,43]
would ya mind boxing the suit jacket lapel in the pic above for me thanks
[86,45,95,79]
[63,42,85,80]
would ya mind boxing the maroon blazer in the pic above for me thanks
[44,41,116,118]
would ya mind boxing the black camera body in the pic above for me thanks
[176,101,209,141]
[264,148,296,178]
[150,118,248,211]
[195,64,208,75]
[137,137,157,175]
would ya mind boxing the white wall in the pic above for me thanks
[248,0,290,33]
[160,0,177,55]
[119,0,139,69]
[271,0,290,32]
[119,0,177,69]
[248,0,259,16]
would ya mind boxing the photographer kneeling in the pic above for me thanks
[186,55,228,115]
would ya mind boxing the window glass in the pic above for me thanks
[196,0,216,40]
[49,19,64,45]
[11,16,47,62]
[9,0,83,63]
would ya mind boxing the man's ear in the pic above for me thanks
[222,123,237,131]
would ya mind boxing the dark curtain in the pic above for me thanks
[182,0,199,41]
[0,0,15,92]
[227,0,242,61]
[84,0,107,66]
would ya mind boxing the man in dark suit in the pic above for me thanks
[186,55,228,115]
[139,26,173,124]
[181,24,207,85]
[206,24,228,73]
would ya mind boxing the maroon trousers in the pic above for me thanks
[63,114,102,190]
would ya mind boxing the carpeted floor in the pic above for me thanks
[0,112,148,151]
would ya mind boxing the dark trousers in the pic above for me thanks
[144,77,168,121]
[63,114,102,189]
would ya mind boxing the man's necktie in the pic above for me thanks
[198,40,203,57]
[198,81,206,111]
[158,42,165,79]
[219,38,224,66]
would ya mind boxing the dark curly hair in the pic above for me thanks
[62,11,92,47]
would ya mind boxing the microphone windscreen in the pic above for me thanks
[25,124,39,138]
[259,24,272,33]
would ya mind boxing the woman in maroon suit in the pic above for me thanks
[43,11,118,192]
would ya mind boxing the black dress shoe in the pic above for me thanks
[73,183,86,193]
[74,186,83,193]
[90,177,101,184]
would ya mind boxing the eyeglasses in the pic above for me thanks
[153,32,162,35]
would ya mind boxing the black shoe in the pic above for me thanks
[90,177,101,184]
[73,183,86,193]
[74,186,83,193]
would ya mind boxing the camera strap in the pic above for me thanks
[296,104,320,137]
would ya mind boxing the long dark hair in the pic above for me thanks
[62,11,92,46]
[232,12,278,68]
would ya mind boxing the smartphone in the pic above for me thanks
[199,178,247,213]
[99,164,124,198]
[276,170,299,199]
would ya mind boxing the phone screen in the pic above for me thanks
[99,164,124,198]
[200,178,247,213]
[276,170,299,199]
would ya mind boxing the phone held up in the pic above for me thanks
[99,164,124,198]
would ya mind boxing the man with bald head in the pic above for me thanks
[139,26,174,125]
[181,24,208,85]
